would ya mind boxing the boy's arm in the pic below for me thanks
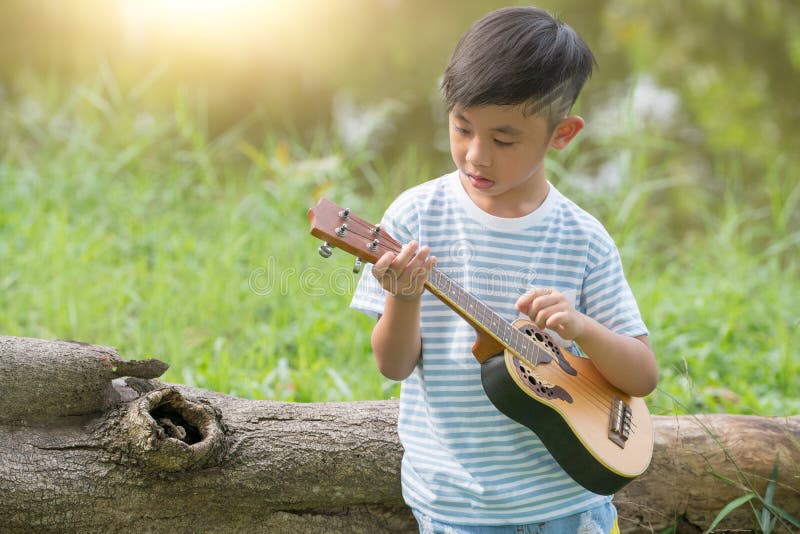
[370,241,436,381]
[372,296,423,381]
[516,288,658,397]
[568,317,657,398]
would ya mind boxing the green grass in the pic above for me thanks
[0,76,401,401]
[1,76,798,414]
[549,116,800,416]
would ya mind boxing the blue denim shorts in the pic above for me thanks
[412,502,619,534]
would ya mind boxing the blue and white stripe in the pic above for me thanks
[351,170,647,525]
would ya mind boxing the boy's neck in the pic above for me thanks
[458,172,551,219]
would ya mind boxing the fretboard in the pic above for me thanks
[426,268,551,366]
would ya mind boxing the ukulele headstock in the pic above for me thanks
[307,198,391,266]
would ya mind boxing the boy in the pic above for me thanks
[351,6,658,532]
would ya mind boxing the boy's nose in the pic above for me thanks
[466,137,491,168]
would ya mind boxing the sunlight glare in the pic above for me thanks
[117,0,289,40]
[117,0,301,57]
[120,0,257,25]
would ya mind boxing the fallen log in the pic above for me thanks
[0,336,798,533]
[616,413,800,532]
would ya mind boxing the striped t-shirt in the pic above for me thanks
[350,170,648,525]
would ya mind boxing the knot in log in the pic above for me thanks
[113,386,228,472]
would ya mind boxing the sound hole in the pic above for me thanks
[514,358,573,404]
[520,364,554,397]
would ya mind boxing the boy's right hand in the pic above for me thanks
[371,240,436,301]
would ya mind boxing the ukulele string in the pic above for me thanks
[341,216,640,432]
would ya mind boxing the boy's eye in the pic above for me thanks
[451,124,514,146]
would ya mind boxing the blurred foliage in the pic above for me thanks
[1,74,797,414]
[601,0,800,187]
[1,0,798,412]
[2,0,797,174]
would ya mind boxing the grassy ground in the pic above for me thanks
[1,78,798,414]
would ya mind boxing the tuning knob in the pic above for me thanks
[318,243,333,258]
[353,258,363,273]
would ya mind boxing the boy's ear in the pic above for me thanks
[549,116,584,150]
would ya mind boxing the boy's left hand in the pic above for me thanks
[515,288,585,341]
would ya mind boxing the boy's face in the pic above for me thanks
[449,104,582,217]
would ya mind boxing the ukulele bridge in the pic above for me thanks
[608,396,632,448]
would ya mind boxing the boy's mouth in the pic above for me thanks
[466,172,494,190]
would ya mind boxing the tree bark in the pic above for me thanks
[617,413,800,532]
[1,336,798,533]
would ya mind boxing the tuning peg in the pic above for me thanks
[318,242,334,258]
[353,258,363,273]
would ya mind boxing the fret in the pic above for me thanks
[490,314,500,337]
[505,322,515,344]
[441,275,451,294]
[426,267,556,367]
[506,323,517,346]
[512,328,532,363]
[428,267,523,356]
[509,328,523,358]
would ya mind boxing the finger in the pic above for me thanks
[394,244,431,287]
[532,288,558,304]
[529,287,553,298]
[403,245,430,274]
[394,241,420,268]
[515,289,538,311]
[524,292,559,318]
[532,306,552,329]
[395,247,431,292]
[545,311,570,331]
[546,310,584,341]
[517,287,554,309]
[410,255,436,286]
[371,251,397,278]
[394,250,433,301]
[532,299,570,329]
[515,296,532,314]
[529,293,563,315]
[426,255,437,271]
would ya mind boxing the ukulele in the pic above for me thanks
[308,197,653,495]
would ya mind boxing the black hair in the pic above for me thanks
[441,7,597,128]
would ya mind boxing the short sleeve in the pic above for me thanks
[350,263,386,318]
[350,194,418,318]
[580,242,648,338]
